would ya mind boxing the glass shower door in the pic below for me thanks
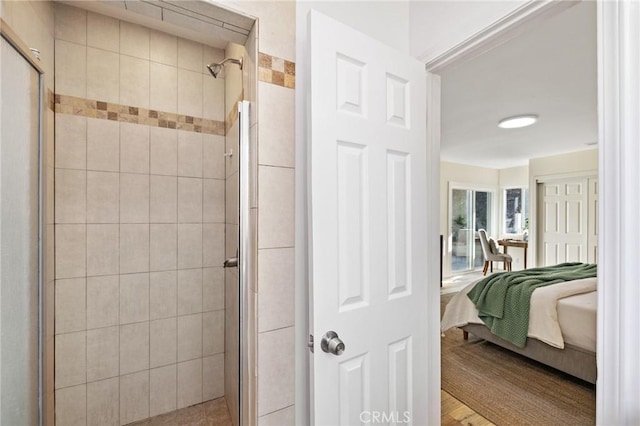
[0,35,42,425]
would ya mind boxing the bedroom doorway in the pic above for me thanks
[434,1,598,423]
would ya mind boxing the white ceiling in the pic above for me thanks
[439,1,597,169]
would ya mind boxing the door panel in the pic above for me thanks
[337,141,369,311]
[387,152,410,298]
[309,10,428,425]
[566,244,583,261]
[545,201,559,232]
[339,354,369,424]
[544,242,558,266]
[566,200,583,233]
[1,36,41,425]
[388,337,412,417]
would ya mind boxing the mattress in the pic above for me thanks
[557,291,597,352]
[442,278,597,352]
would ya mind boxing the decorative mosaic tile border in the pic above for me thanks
[259,52,295,89]
[54,94,226,136]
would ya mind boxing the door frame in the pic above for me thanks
[427,0,640,422]
[446,182,498,276]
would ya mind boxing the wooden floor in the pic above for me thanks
[441,390,495,426]
[441,285,494,426]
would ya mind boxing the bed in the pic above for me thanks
[441,269,597,384]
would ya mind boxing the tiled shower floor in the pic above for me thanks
[128,397,233,426]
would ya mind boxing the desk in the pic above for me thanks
[498,239,528,269]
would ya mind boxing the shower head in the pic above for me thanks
[206,57,243,78]
[206,63,224,78]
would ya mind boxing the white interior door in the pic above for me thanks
[308,11,429,425]
[538,178,589,265]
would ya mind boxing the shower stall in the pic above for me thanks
[48,2,258,425]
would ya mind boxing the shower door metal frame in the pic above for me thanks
[0,18,46,426]
[237,100,253,426]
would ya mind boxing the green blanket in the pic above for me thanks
[467,263,597,348]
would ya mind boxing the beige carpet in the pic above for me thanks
[441,293,596,426]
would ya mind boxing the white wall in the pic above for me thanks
[499,165,529,188]
[295,2,410,423]
[217,0,296,61]
[410,0,527,61]
[529,148,598,178]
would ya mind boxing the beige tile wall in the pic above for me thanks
[53,4,227,424]
[255,49,296,426]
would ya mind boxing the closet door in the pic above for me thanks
[538,178,589,265]
[0,36,41,425]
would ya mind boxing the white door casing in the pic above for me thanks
[587,178,598,264]
[538,178,589,265]
[308,11,428,425]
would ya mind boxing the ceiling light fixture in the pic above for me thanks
[498,114,539,129]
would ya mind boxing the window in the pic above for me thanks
[504,187,529,234]
[450,188,493,273]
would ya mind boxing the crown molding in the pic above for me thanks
[422,1,579,73]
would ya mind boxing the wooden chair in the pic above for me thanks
[478,229,512,275]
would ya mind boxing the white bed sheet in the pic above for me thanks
[557,291,597,352]
[441,277,597,352]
